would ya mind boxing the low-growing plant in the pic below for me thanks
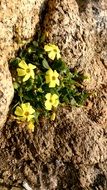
[10,34,88,132]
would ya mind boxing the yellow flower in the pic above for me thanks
[45,93,59,110]
[44,44,61,60]
[15,103,35,121]
[51,112,56,121]
[45,69,60,88]
[27,122,35,132]
[17,60,36,82]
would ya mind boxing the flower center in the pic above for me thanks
[54,49,57,52]
[49,99,53,103]
[24,111,29,116]
[26,68,30,73]
[52,76,56,80]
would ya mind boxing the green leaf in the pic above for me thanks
[10,57,21,67]
[52,59,67,72]
[24,79,34,91]
[70,98,77,106]
[33,41,38,47]
[35,74,43,87]
[23,91,35,102]
[42,59,50,69]
[18,87,23,102]
[39,54,43,58]
[59,87,68,96]
[34,111,40,122]
[75,91,89,105]
[13,82,20,90]
[40,34,46,43]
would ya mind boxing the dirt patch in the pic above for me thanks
[0,115,83,189]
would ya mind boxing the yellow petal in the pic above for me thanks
[49,80,56,88]
[51,44,57,49]
[50,44,58,50]
[25,102,31,107]
[46,69,53,76]
[45,75,51,84]
[45,93,51,100]
[45,69,53,84]
[54,70,59,78]
[22,103,35,114]
[28,63,36,69]
[56,78,60,86]
[52,94,58,100]
[21,103,29,111]
[15,106,23,116]
[48,51,56,60]
[23,74,30,82]
[28,122,35,132]
[44,44,53,52]
[51,94,59,107]
[30,69,35,79]
[29,106,35,114]
[53,99,59,107]
[19,60,28,69]
[57,52,61,59]
[27,114,35,121]
[17,116,25,121]
[17,68,26,76]
[51,112,56,121]
[45,100,52,110]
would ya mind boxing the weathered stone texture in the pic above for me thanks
[0,0,107,189]
[43,0,107,188]
[0,0,44,127]
[43,0,107,90]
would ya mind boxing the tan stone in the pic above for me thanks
[0,0,45,127]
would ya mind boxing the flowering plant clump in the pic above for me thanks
[10,34,88,132]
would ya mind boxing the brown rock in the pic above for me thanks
[43,0,107,189]
[43,0,107,90]
[0,0,107,189]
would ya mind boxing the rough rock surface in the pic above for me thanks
[43,0,107,91]
[0,0,107,190]
[0,0,45,127]
[43,0,107,188]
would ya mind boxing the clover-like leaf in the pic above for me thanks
[42,59,50,69]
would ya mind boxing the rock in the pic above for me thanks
[43,0,107,91]
[0,0,107,189]
[0,64,14,128]
[0,0,45,127]
[11,188,22,190]
[43,0,107,189]
[56,107,107,189]
[0,187,8,190]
